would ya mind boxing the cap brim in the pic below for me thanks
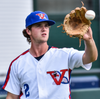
[26,19,55,27]
[46,20,55,26]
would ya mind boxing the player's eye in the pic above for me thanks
[45,24,49,27]
[36,24,41,27]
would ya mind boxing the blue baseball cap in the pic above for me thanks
[25,11,55,28]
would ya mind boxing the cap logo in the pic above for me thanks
[36,13,47,20]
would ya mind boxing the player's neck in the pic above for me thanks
[29,42,49,57]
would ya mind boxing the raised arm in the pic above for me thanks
[82,27,98,64]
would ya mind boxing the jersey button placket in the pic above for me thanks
[37,62,47,99]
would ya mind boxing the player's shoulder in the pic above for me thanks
[10,49,29,65]
[49,46,79,56]
[50,46,76,53]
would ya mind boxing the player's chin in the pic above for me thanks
[43,39,48,43]
[41,36,49,42]
[39,38,48,43]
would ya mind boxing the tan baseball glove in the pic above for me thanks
[58,2,91,47]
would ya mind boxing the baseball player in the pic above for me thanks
[2,11,98,99]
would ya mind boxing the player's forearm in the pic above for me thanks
[83,38,98,64]
[6,92,19,99]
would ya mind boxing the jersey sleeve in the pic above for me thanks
[68,48,92,70]
[2,61,20,95]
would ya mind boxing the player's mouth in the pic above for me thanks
[42,33,47,37]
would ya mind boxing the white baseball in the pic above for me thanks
[85,10,95,20]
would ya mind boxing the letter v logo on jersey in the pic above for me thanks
[47,69,69,85]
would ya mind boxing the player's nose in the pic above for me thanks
[41,25,47,31]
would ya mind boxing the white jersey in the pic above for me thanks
[2,47,92,99]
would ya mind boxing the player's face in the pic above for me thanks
[28,22,50,44]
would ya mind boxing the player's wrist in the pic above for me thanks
[84,38,95,50]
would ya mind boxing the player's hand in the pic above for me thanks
[83,27,93,41]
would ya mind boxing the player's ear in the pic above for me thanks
[26,28,31,35]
